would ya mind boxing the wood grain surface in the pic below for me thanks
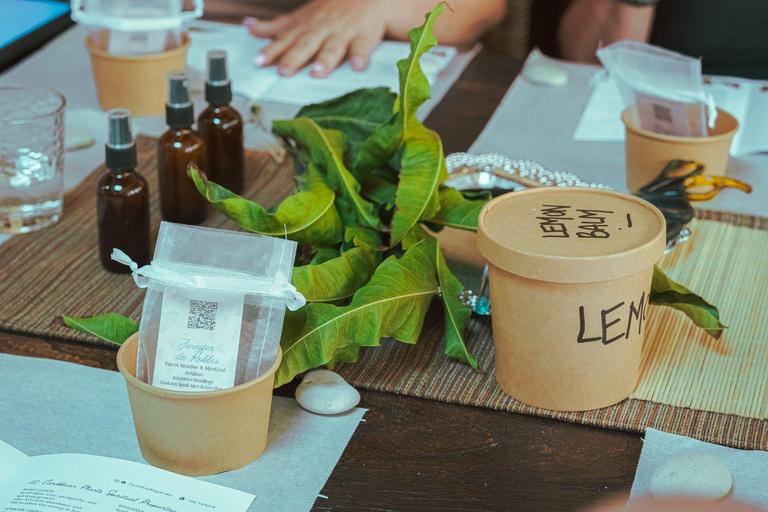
[0,18,643,512]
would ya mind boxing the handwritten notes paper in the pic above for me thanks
[0,441,254,512]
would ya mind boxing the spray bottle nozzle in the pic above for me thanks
[167,71,191,107]
[207,50,229,84]
[107,109,134,149]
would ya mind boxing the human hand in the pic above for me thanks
[244,0,390,78]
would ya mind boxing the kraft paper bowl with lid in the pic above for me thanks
[622,106,738,192]
[477,187,666,412]
[117,333,281,476]
[86,32,190,117]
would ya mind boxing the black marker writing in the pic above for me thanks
[537,204,572,238]
[576,290,650,345]
[575,209,613,239]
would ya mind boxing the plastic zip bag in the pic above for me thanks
[114,222,305,392]
[71,0,203,55]
[597,41,716,137]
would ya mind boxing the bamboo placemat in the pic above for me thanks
[336,210,768,449]
[1,136,766,449]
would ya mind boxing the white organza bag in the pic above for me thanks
[114,222,305,392]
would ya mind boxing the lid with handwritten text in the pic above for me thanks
[477,188,666,283]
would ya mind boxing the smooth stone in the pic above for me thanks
[524,63,569,87]
[650,453,732,500]
[65,127,95,152]
[295,370,360,415]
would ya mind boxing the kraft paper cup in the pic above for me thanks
[86,33,190,117]
[622,107,738,192]
[477,187,666,411]
[117,334,280,476]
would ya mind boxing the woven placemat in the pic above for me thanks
[1,136,766,449]
[0,135,295,343]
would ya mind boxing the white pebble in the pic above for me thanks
[296,370,360,415]
[65,127,95,152]
[525,64,569,87]
[650,453,732,500]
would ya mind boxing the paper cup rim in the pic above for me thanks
[477,187,667,283]
[86,32,190,62]
[621,107,739,143]
[117,334,282,399]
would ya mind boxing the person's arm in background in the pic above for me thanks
[244,0,507,77]
[558,0,656,63]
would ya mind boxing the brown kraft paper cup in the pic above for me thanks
[477,188,666,411]
[86,33,190,117]
[117,334,281,476]
[622,106,738,192]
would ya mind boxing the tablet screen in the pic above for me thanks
[1,0,70,49]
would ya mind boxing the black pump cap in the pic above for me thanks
[166,71,194,128]
[105,109,138,170]
[204,50,232,106]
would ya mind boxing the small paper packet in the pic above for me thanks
[114,222,305,392]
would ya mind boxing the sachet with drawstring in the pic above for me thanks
[113,222,305,391]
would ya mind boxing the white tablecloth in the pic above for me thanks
[471,52,768,217]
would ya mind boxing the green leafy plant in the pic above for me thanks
[63,4,726,386]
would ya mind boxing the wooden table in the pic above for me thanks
[0,25,643,512]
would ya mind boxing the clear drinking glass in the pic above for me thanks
[0,85,66,234]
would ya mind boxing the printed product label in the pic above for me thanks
[107,31,168,55]
[152,287,244,391]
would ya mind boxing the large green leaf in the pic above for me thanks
[372,5,447,246]
[361,176,397,210]
[292,246,380,303]
[426,187,488,231]
[310,247,340,265]
[61,314,138,345]
[650,265,726,340]
[342,226,383,251]
[326,345,361,370]
[355,4,444,175]
[296,87,396,160]
[276,240,438,386]
[273,118,382,230]
[390,128,445,246]
[430,239,478,368]
[189,164,342,245]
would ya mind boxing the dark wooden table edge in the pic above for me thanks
[0,41,645,512]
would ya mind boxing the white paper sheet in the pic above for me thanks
[470,50,768,217]
[0,353,366,512]
[573,72,768,157]
[185,21,457,106]
[0,441,255,512]
[631,429,768,507]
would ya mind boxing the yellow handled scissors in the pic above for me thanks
[640,160,752,202]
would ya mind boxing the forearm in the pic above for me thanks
[385,0,508,48]
[558,0,655,63]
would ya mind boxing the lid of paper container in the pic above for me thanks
[477,187,666,283]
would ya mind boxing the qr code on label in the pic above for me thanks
[652,103,673,123]
[187,300,218,331]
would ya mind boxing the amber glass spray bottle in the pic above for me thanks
[97,109,151,273]
[158,71,207,224]
[197,50,244,194]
